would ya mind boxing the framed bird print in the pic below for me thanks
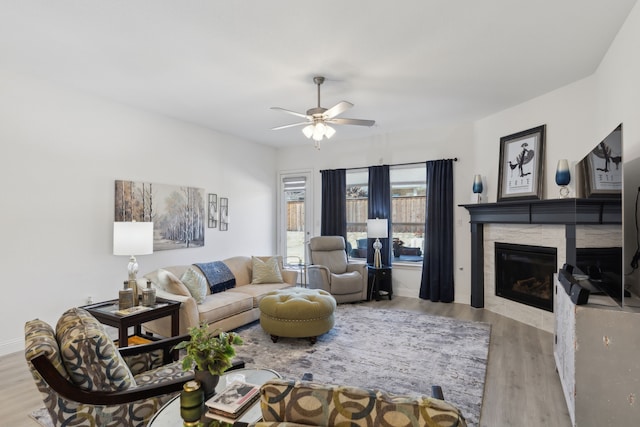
[497,125,545,202]
[581,124,622,197]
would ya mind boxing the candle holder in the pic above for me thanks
[555,159,570,198]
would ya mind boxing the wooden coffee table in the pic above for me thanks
[148,368,281,427]
[82,297,180,347]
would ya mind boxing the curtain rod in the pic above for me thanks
[319,157,458,173]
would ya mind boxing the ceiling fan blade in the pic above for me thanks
[328,117,376,127]
[323,101,353,119]
[270,107,309,119]
[272,122,309,131]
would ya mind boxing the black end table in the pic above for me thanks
[82,297,181,347]
[367,265,393,301]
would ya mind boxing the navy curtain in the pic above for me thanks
[420,159,454,302]
[320,169,346,238]
[367,165,391,266]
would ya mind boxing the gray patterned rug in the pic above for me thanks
[234,304,491,427]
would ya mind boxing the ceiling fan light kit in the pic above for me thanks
[271,76,375,149]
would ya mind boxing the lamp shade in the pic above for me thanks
[367,218,388,239]
[113,222,154,256]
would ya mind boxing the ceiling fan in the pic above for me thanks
[271,76,375,148]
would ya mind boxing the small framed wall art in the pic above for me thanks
[497,125,545,202]
[208,194,218,228]
[219,197,229,231]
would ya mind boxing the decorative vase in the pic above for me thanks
[472,174,483,203]
[555,159,570,198]
[194,370,220,399]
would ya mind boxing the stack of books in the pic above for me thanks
[205,380,261,424]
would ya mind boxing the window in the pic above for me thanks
[346,169,368,259]
[345,165,426,263]
[390,165,425,262]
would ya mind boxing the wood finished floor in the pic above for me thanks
[2,296,571,426]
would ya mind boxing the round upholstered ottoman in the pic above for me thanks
[259,288,337,344]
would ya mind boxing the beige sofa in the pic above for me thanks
[141,256,297,337]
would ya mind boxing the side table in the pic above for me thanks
[368,265,393,301]
[83,297,181,347]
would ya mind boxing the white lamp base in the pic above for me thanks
[127,255,138,281]
[470,193,482,203]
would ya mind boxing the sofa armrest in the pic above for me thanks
[281,268,298,286]
[153,289,200,331]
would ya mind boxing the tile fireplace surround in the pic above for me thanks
[462,198,621,332]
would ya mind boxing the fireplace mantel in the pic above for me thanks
[461,197,621,225]
[461,197,621,308]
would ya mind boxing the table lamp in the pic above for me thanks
[113,221,154,281]
[367,218,388,269]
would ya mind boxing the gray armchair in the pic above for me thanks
[307,236,368,303]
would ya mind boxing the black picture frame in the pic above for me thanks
[497,125,545,202]
[208,194,218,228]
[580,124,622,198]
[219,197,229,231]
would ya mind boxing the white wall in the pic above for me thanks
[0,70,279,355]
[276,0,640,317]
[594,1,640,295]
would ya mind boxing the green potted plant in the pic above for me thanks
[174,322,243,397]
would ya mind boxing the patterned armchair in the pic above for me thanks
[257,379,467,427]
[24,307,194,427]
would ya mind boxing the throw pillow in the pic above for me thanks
[157,269,191,297]
[181,267,208,303]
[251,256,284,284]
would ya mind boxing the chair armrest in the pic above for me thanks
[31,353,194,405]
[307,265,331,291]
[346,261,367,275]
[119,334,191,364]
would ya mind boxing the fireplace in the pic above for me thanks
[495,242,557,312]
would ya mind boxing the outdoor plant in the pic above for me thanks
[174,322,243,375]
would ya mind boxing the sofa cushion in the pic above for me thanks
[251,256,284,284]
[181,266,208,303]
[56,307,135,392]
[228,283,294,308]
[194,261,236,294]
[197,291,255,324]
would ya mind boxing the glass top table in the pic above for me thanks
[148,367,280,427]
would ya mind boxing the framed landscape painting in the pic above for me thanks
[497,125,545,202]
[115,180,205,250]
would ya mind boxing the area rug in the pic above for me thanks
[234,304,491,427]
[30,305,491,427]
[29,406,53,427]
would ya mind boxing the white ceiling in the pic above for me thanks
[1,0,636,148]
